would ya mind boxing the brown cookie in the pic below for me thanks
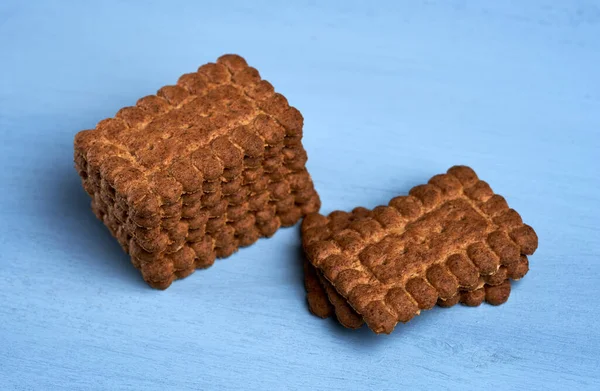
[438,254,528,307]
[75,54,321,289]
[304,254,527,328]
[302,166,538,334]
[316,269,364,329]
[303,259,333,318]
[302,202,530,329]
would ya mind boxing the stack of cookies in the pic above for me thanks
[74,55,538,334]
[74,55,320,289]
[301,166,538,333]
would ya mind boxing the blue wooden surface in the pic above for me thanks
[1,1,599,390]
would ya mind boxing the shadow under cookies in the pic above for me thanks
[37,153,146,288]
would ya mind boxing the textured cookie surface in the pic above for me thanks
[316,267,364,329]
[303,249,528,328]
[301,201,524,329]
[301,204,530,329]
[75,54,321,289]
[302,166,538,333]
[303,259,333,318]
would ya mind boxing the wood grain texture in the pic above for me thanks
[1,0,599,390]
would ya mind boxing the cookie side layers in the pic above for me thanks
[302,166,538,334]
[75,54,320,289]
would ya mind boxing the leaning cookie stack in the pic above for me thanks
[74,54,320,289]
[301,166,538,334]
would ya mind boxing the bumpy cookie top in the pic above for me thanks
[74,54,303,223]
[302,166,538,334]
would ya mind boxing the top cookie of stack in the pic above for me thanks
[74,54,321,289]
